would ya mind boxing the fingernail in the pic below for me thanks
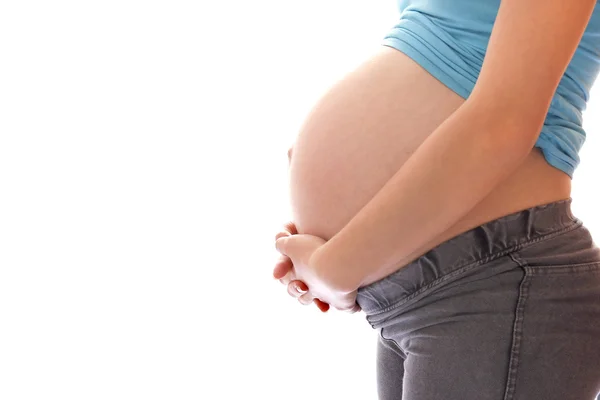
[296,286,307,294]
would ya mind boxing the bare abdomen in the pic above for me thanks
[288,47,465,240]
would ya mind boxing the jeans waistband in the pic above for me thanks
[356,198,582,317]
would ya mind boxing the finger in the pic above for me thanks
[274,221,298,241]
[273,255,293,280]
[276,234,324,264]
[287,280,308,298]
[283,221,298,235]
[275,236,289,255]
[278,267,296,286]
[297,292,314,306]
[279,271,296,286]
[284,279,330,311]
[275,231,289,241]
[314,299,330,313]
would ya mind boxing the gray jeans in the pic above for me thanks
[356,198,600,400]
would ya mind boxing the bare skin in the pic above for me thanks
[277,46,571,310]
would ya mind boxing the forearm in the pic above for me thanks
[311,98,537,292]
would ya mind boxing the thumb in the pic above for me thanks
[275,234,325,264]
[275,235,290,255]
[275,235,306,259]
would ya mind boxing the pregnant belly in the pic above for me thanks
[287,46,572,285]
[288,47,466,241]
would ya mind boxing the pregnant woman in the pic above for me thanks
[273,1,600,399]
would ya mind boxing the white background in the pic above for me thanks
[1,1,598,399]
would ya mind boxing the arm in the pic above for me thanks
[310,0,597,293]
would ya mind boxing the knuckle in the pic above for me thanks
[275,231,288,241]
[287,284,300,297]
[280,276,291,285]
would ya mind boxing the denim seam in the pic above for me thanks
[526,261,600,275]
[365,219,582,317]
[503,252,530,400]
[509,218,583,253]
[379,327,407,359]
[366,252,509,318]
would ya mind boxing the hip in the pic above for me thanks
[365,198,600,399]
[356,197,600,322]
[384,145,573,287]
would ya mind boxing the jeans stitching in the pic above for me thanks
[526,262,600,275]
[368,257,497,317]
[503,252,530,400]
[511,218,584,252]
[365,219,582,317]
[379,327,407,359]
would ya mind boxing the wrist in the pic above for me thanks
[311,240,361,294]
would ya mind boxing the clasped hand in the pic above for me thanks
[272,222,361,313]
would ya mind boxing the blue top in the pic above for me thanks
[384,0,600,179]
